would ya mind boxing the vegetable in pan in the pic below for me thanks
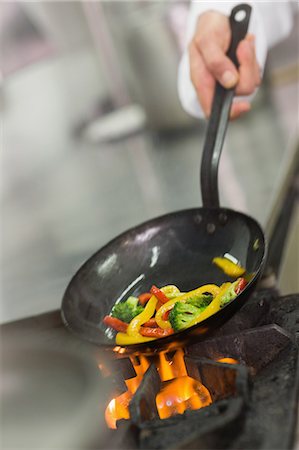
[169,303,202,332]
[111,296,144,323]
[212,256,246,278]
[103,277,247,345]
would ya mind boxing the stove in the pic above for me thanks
[96,288,299,450]
[2,287,298,450]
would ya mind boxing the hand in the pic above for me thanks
[189,11,261,119]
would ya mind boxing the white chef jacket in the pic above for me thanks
[178,1,296,118]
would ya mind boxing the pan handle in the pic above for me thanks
[200,4,252,209]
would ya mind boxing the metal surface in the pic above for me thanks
[1,339,111,449]
[186,324,295,375]
[201,4,251,208]
[61,206,266,353]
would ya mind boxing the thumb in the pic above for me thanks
[199,40,239,89]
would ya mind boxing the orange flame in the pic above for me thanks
[104,349,213,428]
[156,375,212,419]
[156,349,212,419]
[105,394,131,429]
[104,355,149,429]
[217,357,238,364]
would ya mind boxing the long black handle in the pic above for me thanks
[200,4,252,208]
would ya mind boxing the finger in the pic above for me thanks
[230,101,251,120]
[235,37,260,96]
[189,42,215,117]
[196,38,239,89]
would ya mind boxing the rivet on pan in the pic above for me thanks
[194,214,202,225]
[218,213,228,225]
[207,223,216,234]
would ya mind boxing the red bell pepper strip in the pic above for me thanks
[162,309,171,321]
[156,300,163,312]
[150,285,170,304]
[138,292,152,306]
[143,318,159,328]
[235,278,247,295]
[103,316,128,333]
[140,327,174,338]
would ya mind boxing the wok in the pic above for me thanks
[61,4,267,354]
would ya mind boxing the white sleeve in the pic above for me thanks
[178,1,294,118]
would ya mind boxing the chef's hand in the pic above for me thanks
[189,11,261,120]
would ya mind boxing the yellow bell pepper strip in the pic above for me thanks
[115,332,155,345]
[213,257,246,278]
[161,285,181,297]
[126,295,158,337]
[155,284,221,330]
[186,283,232,327]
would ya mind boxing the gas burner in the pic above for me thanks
[2,290,298,450]
[97,291,299,450]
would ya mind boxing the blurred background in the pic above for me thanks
[1,2,299,449]
[1,1,298,324]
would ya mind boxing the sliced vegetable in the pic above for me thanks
[127,295,158,337]
[185,283,231,328]
[155,284,220,330]
[138,292,152,306]
[115,332,155,345]
[150,285,170,304]
[143,318,159,327]
[104,273,248,346]
[169,303,201,332]
[213,256,245,278]
[235,277,247,294]
[220,277,247,307]
[160,285,182,298]
[186,292,213,310]
[103,316,128,333]
[219,280,239,307]
[162,310,171,321]
[111,296,144,323]
[140,327,174,337]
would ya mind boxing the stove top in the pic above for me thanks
[97,289,299,450]
[2,288,298,450]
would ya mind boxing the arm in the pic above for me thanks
[178,1,294,120]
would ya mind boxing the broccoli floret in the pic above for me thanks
[111,296,144,323]
[186,292,213,310]
[169,302,201,332]
[220,281,239,307]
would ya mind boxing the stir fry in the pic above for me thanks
[103,277,247,345]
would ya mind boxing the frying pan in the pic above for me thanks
[61,4,267,354]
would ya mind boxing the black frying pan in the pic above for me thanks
[61,4,267,355]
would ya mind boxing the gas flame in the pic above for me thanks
[104,349,212,428]
[217,357,238,364]
[156,375,212,419]
[104,355,149,429]
[156,350,212,419]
